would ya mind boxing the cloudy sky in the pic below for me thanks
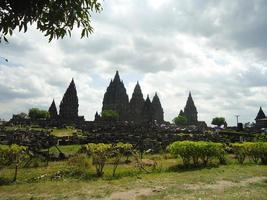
[1,0,267,125]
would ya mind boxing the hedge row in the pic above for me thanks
[167,141,225,166]
[232,142,267,164]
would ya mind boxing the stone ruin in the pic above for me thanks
[100,71,164,124]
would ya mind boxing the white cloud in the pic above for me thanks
[1,0,267,125]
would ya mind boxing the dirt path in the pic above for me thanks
[183,176,267,191]
[105,176,267,200]
[106,186,165,200]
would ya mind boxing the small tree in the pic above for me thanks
[211,117,226,127]
[86,143,112,177]
[111,143,133,177]
[0,144,28,182]
[101,110,119,121]
[28,108,50,120]
[173,115,187,126]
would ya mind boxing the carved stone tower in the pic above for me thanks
[151,93,164,123]
[48,99,58,120]
[102,71,129,120]
[59,78,79,123]
[142,95,154,123]
[129,82,145,123]
[183,92,198,125]
[255,107,266,120]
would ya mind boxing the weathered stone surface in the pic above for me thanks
[101,71,165,124]
[142,95,154,123]
[255,107,265,120]
[255,107,267,129]
[48,99,58,120]
[183,92,198,125]
[151,93,164,123]
[102,71,129,120]
[59,79,80,124]
[129,82,145,123]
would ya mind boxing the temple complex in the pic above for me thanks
[255,107,267,129]
[128,82,145,123]
[102,71,129,120]
[179,92,198,125]
[58,79,84,124]
[48,99,58,120]
[141,95,154,123]
[100,71,164,124]
[151,93,164,123]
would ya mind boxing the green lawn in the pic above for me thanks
[49,144,82,155]
[50,128,76,137]
[0,155,266,200]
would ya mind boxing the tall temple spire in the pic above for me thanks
[151,92,164,123]
[102,71,129,120]
[142,95,153,123]
[59,79,79,123]
[113,70,120,83]
[183,92,198,125]
[48,99,58,120]
[255,107,266,120]
[129,81,145,123]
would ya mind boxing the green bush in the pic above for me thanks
[231,143,246,164]
[167,141,225,167]
[232,142,267,164]
[86,143,112,177]
[0,144,28,182]
[111,142,133,177]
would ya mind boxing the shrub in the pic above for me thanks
[111,143,133,177]
[101,110,119,121]
[231,143,246,164]
[167,141,225,167]
[172,115,187,126]
[28,108,50,120]
[85,143,112,177]
[0,144,28,182]
[232,142,267,164]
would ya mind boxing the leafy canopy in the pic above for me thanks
[0,0,102,42]
[211,117,226,127]
[173,115,187,126]
[101,110,119,121]
[28,108,50,120]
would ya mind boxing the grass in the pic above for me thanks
[50,128,76,137]
[49,144,82,155]
[0,155,267,200]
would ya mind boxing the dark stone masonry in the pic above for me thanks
[179,92,198,125]
[100,71,164,124]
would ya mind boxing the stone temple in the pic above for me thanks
[48,99,58,120]
[179,92,198,125]
[102,71,129,121]
[49,79,84,125]
[100,71,164,124]
[255,107,267,129]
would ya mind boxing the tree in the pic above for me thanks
[28,108,50,120]
[0,0,102,42]
[15,112,28,119]
[111,143,132,177]
[86,143,112,177]
[0,144,28,182]
[101,110,119,121]
[173,115,187,126]
[211,117,226,127]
